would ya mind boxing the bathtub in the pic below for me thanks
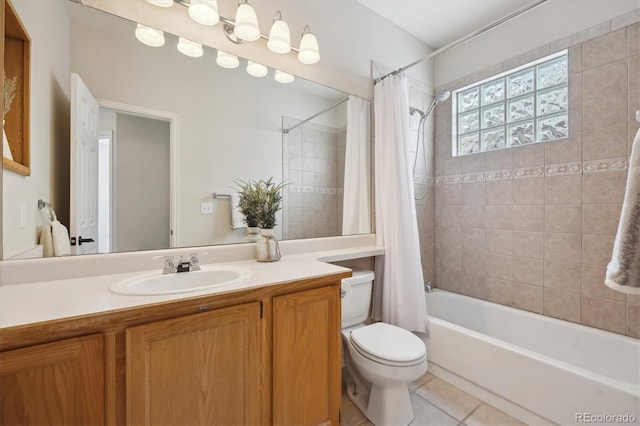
[424,290,640,425]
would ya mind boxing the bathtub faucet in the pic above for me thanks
[424,281,433,293]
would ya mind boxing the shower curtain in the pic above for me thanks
[342,96,371,235]
[373,73,428,333]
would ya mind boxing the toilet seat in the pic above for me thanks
[350,323,426,367]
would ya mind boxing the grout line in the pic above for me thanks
[460,402,483,424]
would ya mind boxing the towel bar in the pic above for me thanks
[212,193,231,199]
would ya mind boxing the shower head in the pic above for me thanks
[436,90,451,103]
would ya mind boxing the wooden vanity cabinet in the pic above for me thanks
[126,301,263,426]
[0,273,347,426]
[0,334,104,426]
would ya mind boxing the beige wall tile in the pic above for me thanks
[544,131,582,165]
[583,59,628,101]
[486,205,513,230]
[583,28,628,70]
[513,205,545,232]
[514,178,545,205]
[440,206,462,228]
[485,254,512,281]
[511,282,543,313]
[544,289,581,322]
[462,182,486,206]
[513,231,544,259]
[441,183,462,205]
[463,250,486,278]
[414,377,481,421]
[441,247,462,271]
[627,304,640,338]
[462,153,486,174]
[545,204,582,234]
[462,206,486,229]
[630,55,640,89]
[629,86,640,124]
[583,172,627,204]
[546,175,582,205]
[583,126,628,160]
[485,277,513,305]
[441,227,462,251]
[582,295,626,334]
[462,228,485,252]
[485,180,513,205]
[502,45,550,71]
[512,143,545,168]
[460,273,487,299]
[583,92,628,131]
[582,265,626,301]
[485,149,513,171]
[582,234,615,266]
[569,72,583,105]
[627,294,640,306]
[544,260,582,293]
[441,156,463,176]
[550,21,610,53]
[628,21,640,54]
[437,268,463,293]
[513,257,543,286]
[465,403,526,426]
[611,11,639,31]
[568,45,583,74]
[545,233,582,263]
[582,204,622,235]
[485,230,513,256]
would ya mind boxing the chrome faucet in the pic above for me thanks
[424,281,433,293]
[156,253,205,274]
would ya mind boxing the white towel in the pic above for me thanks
[230,193,247,229]
[605,127,640,293]
[52,220,71,256]
[39,209,54,257]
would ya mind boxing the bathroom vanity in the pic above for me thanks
[0,249,371,426]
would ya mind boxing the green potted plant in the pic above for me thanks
[234,179,262,241]
[255,177,286,230]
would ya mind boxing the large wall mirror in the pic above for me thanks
[2,0,372,259]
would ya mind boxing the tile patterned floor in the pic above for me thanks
[341,373,527,426]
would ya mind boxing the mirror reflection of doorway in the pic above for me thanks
[98,109,171,253]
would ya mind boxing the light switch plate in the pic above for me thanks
[200,202,214,214]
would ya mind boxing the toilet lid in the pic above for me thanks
[350,322,426,363]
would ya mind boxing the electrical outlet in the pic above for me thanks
[200,202,214,214]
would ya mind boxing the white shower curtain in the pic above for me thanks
[342,96,371,235]
[373,74,428,333]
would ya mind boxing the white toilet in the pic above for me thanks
[341,271,427,426]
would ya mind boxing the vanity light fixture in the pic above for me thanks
[267,11,291,54]
[234,0,260,41]
[135,23,166,47]
[216,51,240,68]
[177,37,204,57]
[247,61,268,77]
[188,0,219,26]
[274,70,294,84]
[298,25,320,64]
[145,0,173,7]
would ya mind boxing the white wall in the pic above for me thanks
[435,0,640,87]
[2,0,70,258]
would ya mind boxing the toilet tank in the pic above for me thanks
[341,270,375,328]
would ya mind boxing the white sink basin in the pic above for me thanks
[110,264,252,296]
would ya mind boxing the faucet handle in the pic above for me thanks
[189,252,207,271]
[153,255,176,273]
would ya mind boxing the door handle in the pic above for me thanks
[70,236,95,246]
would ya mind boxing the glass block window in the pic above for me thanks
[453,50,568,156]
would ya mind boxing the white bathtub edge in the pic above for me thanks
[427,362,555,426]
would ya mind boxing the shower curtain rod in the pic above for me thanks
[282,96,350,134]
[374,0,549,85]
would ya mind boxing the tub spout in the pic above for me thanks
[424,282,433,293]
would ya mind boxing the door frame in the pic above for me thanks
[97,99,180,248]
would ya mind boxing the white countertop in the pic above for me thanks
[0,245,383,329]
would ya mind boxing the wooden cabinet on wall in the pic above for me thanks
[0,273,347,425]
[0,334,104,426]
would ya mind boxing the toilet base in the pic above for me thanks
[345,374,414,426]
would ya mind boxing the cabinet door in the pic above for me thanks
[126,302,262,426]
[273,285,341,426]
[0,334,105,426]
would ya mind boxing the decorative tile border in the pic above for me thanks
[545,161,582,176]
[583,157,628,174]
[288,185,340,195]
[435,157,628,184]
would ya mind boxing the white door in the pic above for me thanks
[70,73,99,255]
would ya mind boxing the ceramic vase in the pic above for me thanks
[256,228,281,262]
[245,226,261,242]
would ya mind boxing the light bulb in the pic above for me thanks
[234,1,260,41]
[274,70,294,84]
[135,23,165,47]
[216,51,239,69]
[188,0,219,26]
[298,26,320,64]
[145,0,173,7]
[267,12,291,54]
[177,37,203,57]
[247,61,268,77]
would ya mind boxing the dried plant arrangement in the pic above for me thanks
[3,72,17,118]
